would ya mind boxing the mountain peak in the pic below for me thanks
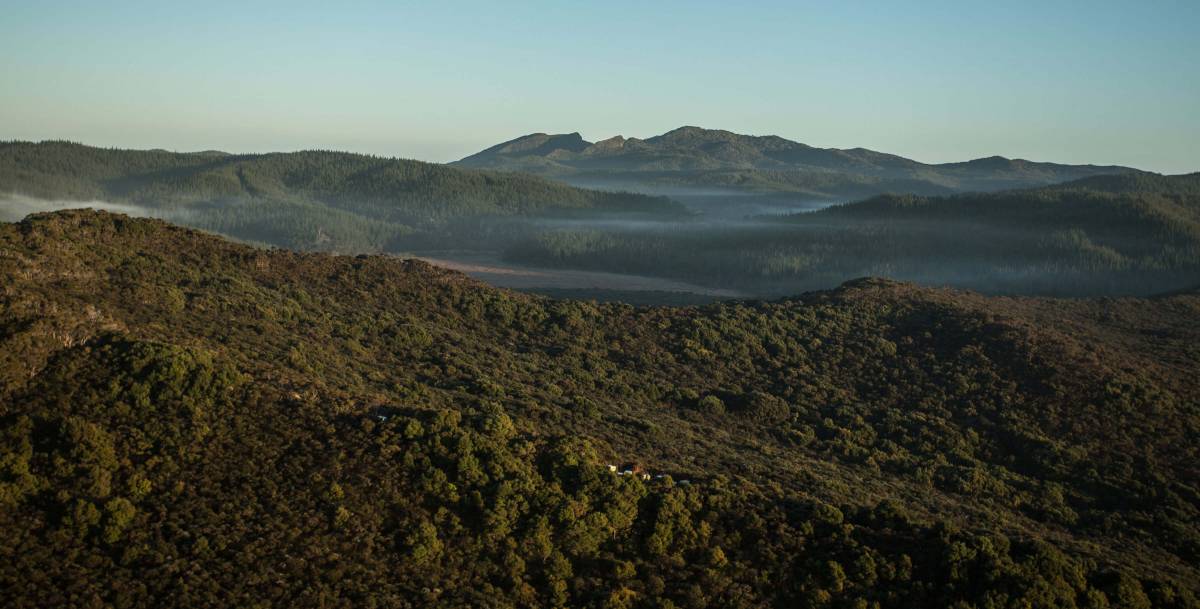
[963,155,1016,168]
[651,126,739,143]
[587,135,628,153]
[663,125,711,135]
[460,131,591,163]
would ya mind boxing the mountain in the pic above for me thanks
[455,126,1141,201]
[0,140,683,252]
[2,210,1198,607]
[472,131,591,158]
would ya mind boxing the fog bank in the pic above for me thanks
[0,194,165,223]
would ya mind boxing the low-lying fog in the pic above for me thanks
[0,194,166,223]
[5,193,1187,302]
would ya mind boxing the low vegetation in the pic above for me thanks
[1,210,1197,607]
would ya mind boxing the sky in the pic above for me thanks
[1,1,1197,173]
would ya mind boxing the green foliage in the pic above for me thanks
[101,497,136,543]
[0,211,1198,608]
[0,416,37,505]
[696,395,725,415]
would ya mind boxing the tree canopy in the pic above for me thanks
[1,210,1197,607]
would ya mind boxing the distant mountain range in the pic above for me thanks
[455,126,1141,200]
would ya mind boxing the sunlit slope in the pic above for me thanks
[1,210,1198,607]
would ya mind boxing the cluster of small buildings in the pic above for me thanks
[606,463,690,485]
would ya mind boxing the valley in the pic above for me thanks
[4,3,1197,608]
[413,251,746,301]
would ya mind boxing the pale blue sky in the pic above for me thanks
[1,1,1197,172]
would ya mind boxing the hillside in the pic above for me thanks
[455,127,1139,202]
[506,173,1200,297]
[816,172,1200,221]
[2,210,1198,608]
[0,140,682,251]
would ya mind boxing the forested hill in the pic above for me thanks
[0,140,682,250]
[812,172,1200,221]
[2,210,1199,608]
[505,173,1200,298]
[803,173,1200,291]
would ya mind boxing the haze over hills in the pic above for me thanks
[506,172,1200,297]
[0,140,682,251]
[3,140,1195,301]
[1,210,1198,607]
[455,126,1141,204]
[4,1,1198,608]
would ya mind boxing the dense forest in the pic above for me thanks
[506,173,1200,297]
[2,210,1198,607]
[0,140,682,251]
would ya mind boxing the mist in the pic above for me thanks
[6,187,1194,303]
[0,194,168,223]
